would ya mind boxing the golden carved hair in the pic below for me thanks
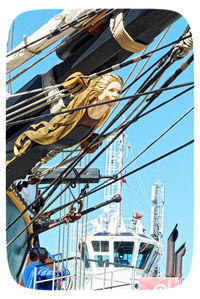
[70,73,123,106]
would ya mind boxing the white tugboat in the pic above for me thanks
[18,131,186,291]
[76,132,165,290]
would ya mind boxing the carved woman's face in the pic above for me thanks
[97,81,122,107]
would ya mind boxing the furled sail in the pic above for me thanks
[6,9,95,73]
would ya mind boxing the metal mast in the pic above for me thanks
[150,166,165,243]
[103,129,125,231]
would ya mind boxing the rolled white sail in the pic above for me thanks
[6,9,93,73]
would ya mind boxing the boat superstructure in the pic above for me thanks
[78,214,163,290]
[64,132,164,290]
[8,129,187,291]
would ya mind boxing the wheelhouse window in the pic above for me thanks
[92,240,109,252]
[114,241,134,267]
[136,242,154,269]
[146,250,158,273]
[94,255,109,267]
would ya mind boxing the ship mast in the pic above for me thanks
[150,164,165,243]
[103,124,125,233]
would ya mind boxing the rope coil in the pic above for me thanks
[110,10,147,53]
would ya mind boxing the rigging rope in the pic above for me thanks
[7,83,193,233]
[83,139,194,198]
[118,107,194,176]
[6,81,194,126]
[79,90,194,197]
[6,27,194,250]
[7,52,194,232]
[6,54,150,123]
[7,138,194,248]
[7,79,193,244]
[87,50,193,145]
[35,73,183,181]
[6,31,192,122]
[5,20,194,289]
[32,54,193,210]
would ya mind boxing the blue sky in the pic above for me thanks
[5,8,194,286]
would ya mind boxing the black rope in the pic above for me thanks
[119,107,194,174]
[6,81,194,126]
[6,138,194,248]
[6,52,192,233]
[6,46,162,122]
[84,140,194,197]
[5,46,171,100]
[7,92,192,235]
[6,53,193,242]
[7,51,177,215]
[136,86,193,120]
[34,54,194,206]
[6,33,192,123]
[87,105,194,195]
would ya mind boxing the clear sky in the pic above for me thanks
[5,7,194,288]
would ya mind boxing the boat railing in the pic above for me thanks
[32,256,137,290]
[32,257,74,290]
[85,259,136,290]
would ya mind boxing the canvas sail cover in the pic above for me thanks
[6,9,94,73]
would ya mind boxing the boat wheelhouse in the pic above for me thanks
[79,212,163,290]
